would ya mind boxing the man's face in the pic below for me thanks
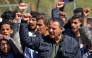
[36,19,47,35]
[87,24,92,28]
[1,24,13,36]
[48,20,63,39]
[0,40,11,54]
[71,19,81,33]
[28,18,36,30]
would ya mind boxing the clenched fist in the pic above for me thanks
[22,13,32,21]
[56,2,64,9]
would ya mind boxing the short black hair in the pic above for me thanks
[50,18,64,28]
[87,18,92,25]
[71,14,83,22]
[0,21,13,29]
[73,8,83,17]
[1,10,15,21]
[74,8,83,13]
[30,11,40,19]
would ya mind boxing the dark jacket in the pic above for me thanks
[0,35,25,58]
[51,8,60,18]
[19,23,82,58]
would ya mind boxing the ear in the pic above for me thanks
[46,26,48,30]
[60,27,64,32]
[10,29,13,34]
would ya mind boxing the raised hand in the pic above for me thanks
[82,7,91,26]
[13,12,22,23]
[18,3,27,10]
[56,2,64,9]
[83,7,90,17]
[22,13,32,21]
[59,11,66,16]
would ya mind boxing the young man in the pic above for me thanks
[65,14,83,48]
[23,12,39,58]
[36,13,49,36]
[0,21,22,52]
[0,35,25,58]
[19,17,81,58]
[24,13,50,58]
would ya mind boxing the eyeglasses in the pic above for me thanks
[0,42,10,46]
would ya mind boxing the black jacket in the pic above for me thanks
[19,23,82,58]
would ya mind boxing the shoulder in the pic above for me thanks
[63,34,78,47]
[64,28,74,37]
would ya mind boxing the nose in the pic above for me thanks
[36,25,40,29]
[3,29,7,33]
[49,28,53,32]
[29,20,33,23]
[4,44,8,47]
[71,23,75,27]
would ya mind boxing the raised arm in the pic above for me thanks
[79,7,92,46]
[51,2,64,18]
[19,13,40,50]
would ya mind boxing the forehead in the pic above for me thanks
[1,24,11,28]
[71,18,80,22]
[29,17,36,21]
[49,20,59,27]
[37,19,44,24]
[0,39,8,43]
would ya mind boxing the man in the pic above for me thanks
[24,13,50,58]
[0,35,25,58]
[0,21,23,52]
[19,17,81,58]
[36,13,49,36]
[0,21,13,37]
[23,12,39,58]
[65,14,84,48]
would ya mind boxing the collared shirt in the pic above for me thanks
[50,35,63,58]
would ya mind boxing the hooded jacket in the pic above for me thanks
[0,35,25,58]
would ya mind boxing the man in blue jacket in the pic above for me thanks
[19,17,82,58]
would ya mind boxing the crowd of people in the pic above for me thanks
[0,1,92,58]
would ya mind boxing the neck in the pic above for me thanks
[43,31,49,36]
[74,31,80,37]
[54,34,62,43]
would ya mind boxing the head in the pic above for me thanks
[87,18,92,28]
[0,21,13,36]
[28,11,40,30]
[59,16,67,26]
[1,10,15,22]
[58,12,68,26]
[36,13,50,35]
[71,14,83,33]
[48,18,64,39]
[0,39,11,55]
[73,8,83,16]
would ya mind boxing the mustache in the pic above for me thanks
[29,23,34,26]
